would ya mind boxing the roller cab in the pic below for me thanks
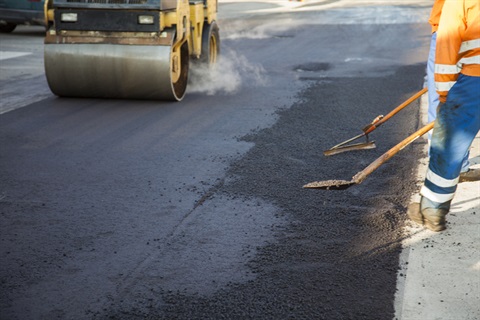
[44,0,220,101]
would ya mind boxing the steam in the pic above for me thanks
[222,19,300,40]
[188,48,267,96]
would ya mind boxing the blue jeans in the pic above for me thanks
[427,32,470,172]
[427,32,439,125]
[421,74,480,205]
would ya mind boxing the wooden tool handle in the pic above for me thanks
[363,87,428,135]
[353,121,434,184]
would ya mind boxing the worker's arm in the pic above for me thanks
[434,0,464,103]
[428,0,445,34]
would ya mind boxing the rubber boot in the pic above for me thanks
[459,168,480,183]
[407,197,450,232]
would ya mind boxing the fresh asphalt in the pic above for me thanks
[3,1,477,319]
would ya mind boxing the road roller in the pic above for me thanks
[43,0,220,101]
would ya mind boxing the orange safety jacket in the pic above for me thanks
[428,0,445,33]
[434,0,480,103]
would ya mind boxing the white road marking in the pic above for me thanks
[0,51,32,60]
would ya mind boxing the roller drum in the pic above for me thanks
[44,44,186,101]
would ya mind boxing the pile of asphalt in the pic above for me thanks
[103,64,425,319]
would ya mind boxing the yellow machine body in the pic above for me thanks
[44,0,219,101]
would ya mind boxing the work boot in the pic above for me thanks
[407,202,423,225]
[459,168,480,182]
[421,207,448,232]
[407,197,450,232]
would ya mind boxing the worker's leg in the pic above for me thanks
[423,74,480,198]
[427,32,470,172]
[427,32,439,126]
[410,75,480,231]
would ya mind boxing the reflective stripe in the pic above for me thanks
[420,185,455,203]
[435,81,456,92]
[459,39,480,53]
[435,63,461,74]
[459,55,480,65]
[425,169,459,188]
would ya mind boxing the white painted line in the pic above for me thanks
[0,51,32,61]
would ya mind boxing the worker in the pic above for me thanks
[427,0,475,181]
[426,0,443,126]
[408,0,480,232]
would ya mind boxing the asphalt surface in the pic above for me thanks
[1,1,434,319]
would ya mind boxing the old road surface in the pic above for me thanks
[1,1,435,319]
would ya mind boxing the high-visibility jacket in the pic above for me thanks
[434,0,480,103]
[428,0,445,33]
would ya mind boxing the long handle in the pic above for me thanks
[328,132,367,150]
[352,121,434,184]
[363,87,428,135]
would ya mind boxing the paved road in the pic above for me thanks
[1,1,433,319]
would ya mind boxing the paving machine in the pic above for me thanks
[43,0,220,101]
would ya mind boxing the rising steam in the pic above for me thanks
[187,48,267,95]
